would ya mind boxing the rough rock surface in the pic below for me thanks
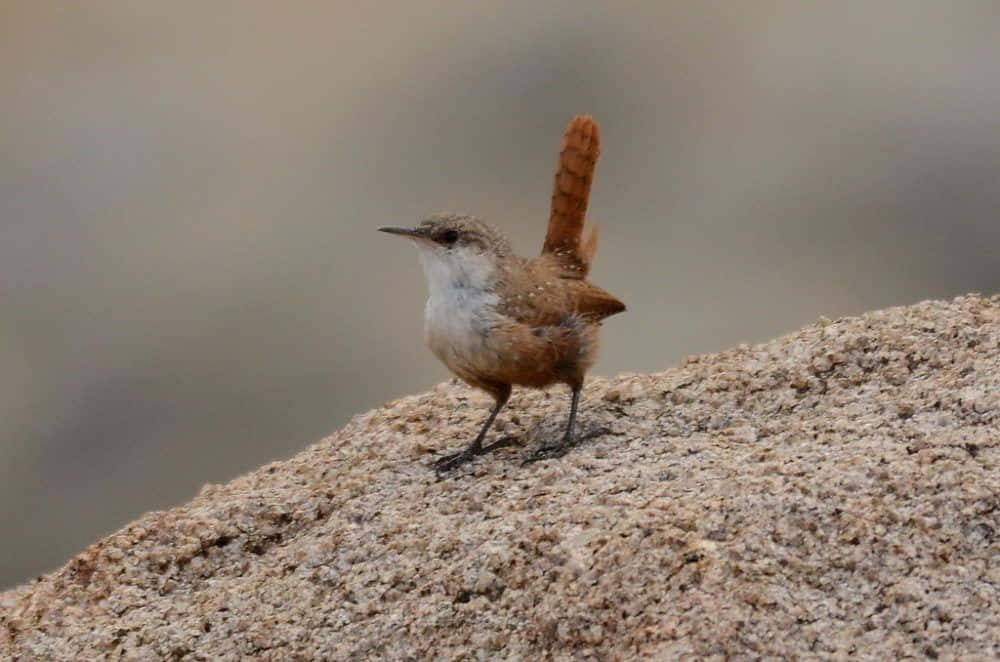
[2,295,998,660]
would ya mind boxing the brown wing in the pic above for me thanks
[497,260,625,326]
[542,115,601,279]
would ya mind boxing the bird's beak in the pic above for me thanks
[378,226,425,240]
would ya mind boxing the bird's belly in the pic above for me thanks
[424,291,500,377]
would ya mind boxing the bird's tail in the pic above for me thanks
[541,115,601,279]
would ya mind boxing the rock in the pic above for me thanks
[2,294,998,660]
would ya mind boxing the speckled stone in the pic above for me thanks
[2,294,998,660]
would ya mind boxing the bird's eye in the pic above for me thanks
[441,230,459,245]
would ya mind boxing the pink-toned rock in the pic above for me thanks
[2,295,998,660]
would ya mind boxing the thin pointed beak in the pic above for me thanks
[378,226,424,239]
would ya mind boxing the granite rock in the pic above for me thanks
[3,295,998,660]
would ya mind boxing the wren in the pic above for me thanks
[380,115,625,471]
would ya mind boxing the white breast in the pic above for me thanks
[424,286,498,364]
[417,245,501,370]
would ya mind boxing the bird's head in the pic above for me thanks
[379,213,511,292]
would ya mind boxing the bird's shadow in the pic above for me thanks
[429,422,616,477]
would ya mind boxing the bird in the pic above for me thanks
[379,115,625,471]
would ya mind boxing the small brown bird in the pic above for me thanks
[380,115,625,470]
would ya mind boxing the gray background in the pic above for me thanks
[2,2,998,589]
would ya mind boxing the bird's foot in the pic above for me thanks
[431,436,519,474]
[431,447,478,473]
[524,427,611,464]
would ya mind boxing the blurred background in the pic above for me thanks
[2,1,999,588]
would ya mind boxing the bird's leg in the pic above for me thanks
[563,385,581,444]
[433,390,511,472]
[526,385,610,463]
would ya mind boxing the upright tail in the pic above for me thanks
[542,115,601,279]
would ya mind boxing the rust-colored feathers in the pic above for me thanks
[471,115,623,391]
[543,115,602,279]
[539,115,624,320]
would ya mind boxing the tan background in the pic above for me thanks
[2,2,998,588]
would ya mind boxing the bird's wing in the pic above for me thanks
[496,263,626,327]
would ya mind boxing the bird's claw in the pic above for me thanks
[431,448,478,473]
[431,436,519,474]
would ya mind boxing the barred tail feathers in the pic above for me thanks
[542,115,601,278]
